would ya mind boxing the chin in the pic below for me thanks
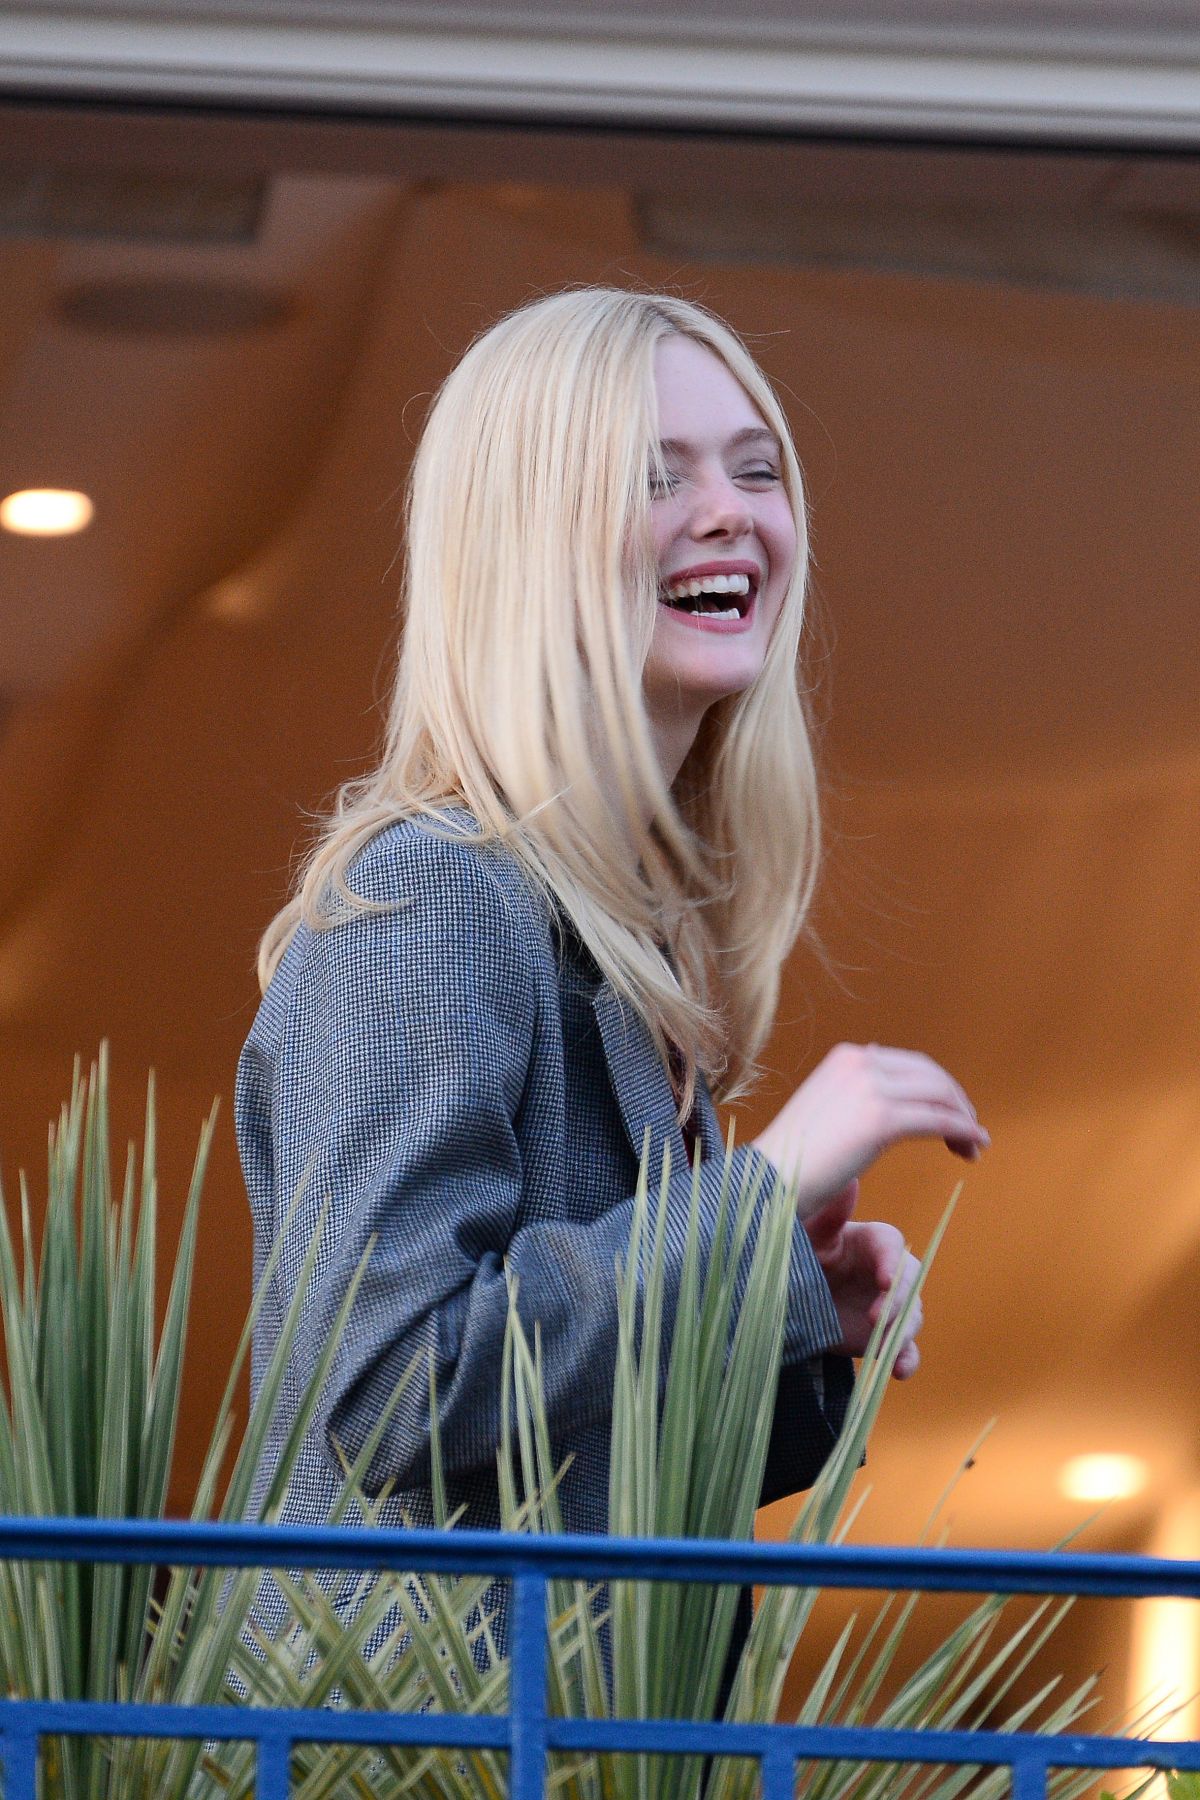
[648,652,763,708]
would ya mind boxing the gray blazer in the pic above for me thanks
[235,813,851,1550]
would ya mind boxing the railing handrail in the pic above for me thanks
[0,1513,1197,1601]
[0,1693,1193,1767]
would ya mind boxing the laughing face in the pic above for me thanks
[642,334,798,773]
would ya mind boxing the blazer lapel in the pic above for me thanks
[693,1078,725,1161]
[590,981,687,1182]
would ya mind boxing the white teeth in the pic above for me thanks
[706,607,741,621]
[664,571,751,601]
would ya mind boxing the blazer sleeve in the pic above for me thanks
[256,826,842,1496]
[760,1355,854,1506]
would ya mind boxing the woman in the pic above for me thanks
[235,287,987,1568]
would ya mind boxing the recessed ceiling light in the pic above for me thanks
[0,489,94,537]
[1059,1453,1149,1504]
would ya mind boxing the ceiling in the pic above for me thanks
[0,109,1197,1710]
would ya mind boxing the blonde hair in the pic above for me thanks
[258,287,820,1111]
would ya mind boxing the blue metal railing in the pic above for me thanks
[0,1517,1198,1798]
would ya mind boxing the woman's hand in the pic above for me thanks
[804,1181,923,1378]
[751,1042,988,1222]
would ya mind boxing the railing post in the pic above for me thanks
[257,1730,293,1800]
[1012,1750,1049,1800]
[762,1736,795,1800]
[510,1571,548,1800]
[0,1729,39,1800]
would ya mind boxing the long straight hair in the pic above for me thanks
[258,288,820,1111]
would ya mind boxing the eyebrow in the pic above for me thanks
[658,426,781,456]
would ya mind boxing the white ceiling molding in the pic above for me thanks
[0,8,1199,147]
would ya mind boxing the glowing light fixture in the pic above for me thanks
[0,488,94,537]
[1129,1491,1200,1737]
[1059,1453,1149,1504]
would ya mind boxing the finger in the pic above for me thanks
[870,1283,924,1337]
[874,1101,990,1157]
[868,1047,980,1119]
[869,1056,987,1150]
[886,1285,924,1374]
[877,1077,986,1144]
[870,1258,923,1328]
[854,1221,905,1291]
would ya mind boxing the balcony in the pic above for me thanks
[0,1517,1197,1798]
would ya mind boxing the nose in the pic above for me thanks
[687,465,753,541]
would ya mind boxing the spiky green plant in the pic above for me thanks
[208,1134,1109,1800]
[0,1051,420,1800]
[0,1048,214,1799]
[0,1055,1116,1800]
[496,1141,1105,1800]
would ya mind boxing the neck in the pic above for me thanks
[586,696,704,833]
[648,702,705,794]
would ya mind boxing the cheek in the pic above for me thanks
[648,501,682,567]
[765,505,799,587]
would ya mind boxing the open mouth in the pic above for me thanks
[658,570,754,622]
